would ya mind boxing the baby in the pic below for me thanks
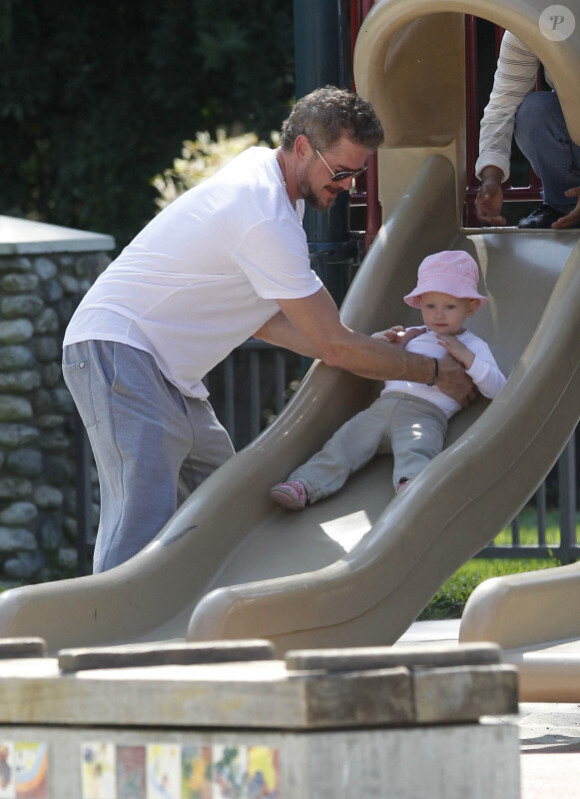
[271,250,506,509]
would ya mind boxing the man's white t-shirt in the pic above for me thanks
[64,147,323,398]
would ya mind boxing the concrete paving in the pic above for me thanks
[399,620,580,798]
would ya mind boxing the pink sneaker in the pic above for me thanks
[270,480,308,510]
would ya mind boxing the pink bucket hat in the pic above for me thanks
[404,250,488,308]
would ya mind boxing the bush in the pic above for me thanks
[418,557,558,620]
[419,503,580,620]
[152,129,277,210]
[0,0,295,251]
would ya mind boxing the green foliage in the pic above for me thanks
[419,506,579,620]
[0,0,294,250]
[152,129,278,210]
[419,558,558,620]
[491,511,568,548]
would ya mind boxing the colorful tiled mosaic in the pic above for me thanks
[81,742,279,799]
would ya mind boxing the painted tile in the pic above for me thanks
[117,746,146,799]
[247,747,279,799]
[211,745,248,799]
[15,743,47,799]
[0,743,16,799]
[146,744,180,799]
[81,742,116,799]
[181,745,212,799]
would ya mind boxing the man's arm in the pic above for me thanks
[254,306,320,359]
[255,287,476,405]
[474,32,539,225]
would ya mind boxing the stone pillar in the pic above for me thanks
[0,217,114,584]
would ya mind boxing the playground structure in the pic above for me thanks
[0,0,577,702]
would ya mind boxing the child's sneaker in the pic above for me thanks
[270,480,308,510]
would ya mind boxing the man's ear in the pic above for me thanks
[294,134,312,163]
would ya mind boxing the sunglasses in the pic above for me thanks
[315,149,367,183]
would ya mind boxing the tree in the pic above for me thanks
[0,0,294,250]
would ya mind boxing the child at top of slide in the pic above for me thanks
[271,250,506,510]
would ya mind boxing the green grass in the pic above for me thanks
[418,557,558,620]
[491,508,568,548]
[419,506,578,620]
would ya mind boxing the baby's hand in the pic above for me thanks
[372,326,425,348]
[437,334,475,369]
[372,325,404,344]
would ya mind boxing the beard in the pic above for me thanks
[297,172,340,212]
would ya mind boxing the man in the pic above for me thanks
[63,86,474,573]
[475,31,580,229]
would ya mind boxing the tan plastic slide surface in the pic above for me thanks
[359,0,580,704]
[460,562,580,702]
[0,155,577,657]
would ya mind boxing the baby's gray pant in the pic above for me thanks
[289,392,448,502]
[63,340,235,573]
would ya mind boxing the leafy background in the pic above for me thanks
[0,0,294,252]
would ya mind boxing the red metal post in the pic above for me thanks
[349,0,361,67]
[464,15,480,226]
[361,0,374,19]
[349,1,381,250]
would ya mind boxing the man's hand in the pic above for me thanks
[475,166,506,226]
[552,187,580,230]
[436,355,478,408]
[263,289,478,386]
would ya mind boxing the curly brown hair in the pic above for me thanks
[280,85,384,153]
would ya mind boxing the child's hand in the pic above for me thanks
[372,326,426,348]
[372,325,404,343]
[436,334,475,369]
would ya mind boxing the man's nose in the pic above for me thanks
[336,176,354,190]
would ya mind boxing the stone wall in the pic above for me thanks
[0,227,112,585]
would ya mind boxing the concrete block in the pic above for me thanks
[413,664,519,723]
[0,637,46,658]
[298,666,413,728]
[0,658,415,730]
[286,641,502,671]
[58,639,275,672]
[0,653,518,730]
[0,720,520,799]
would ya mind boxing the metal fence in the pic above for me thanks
[203,340,305,452]
[479,436,579,564]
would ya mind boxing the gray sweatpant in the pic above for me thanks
[288,392,448,502]
[62,340,235,573]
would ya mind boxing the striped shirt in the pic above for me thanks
[476,32,550,182]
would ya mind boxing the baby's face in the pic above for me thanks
[418,292,478,335]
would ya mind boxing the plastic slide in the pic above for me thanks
[351,0,580,703]
[0,0,578,662]
[0,154,577,655]
[459,559,580,703]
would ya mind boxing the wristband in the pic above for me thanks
[427,357,439,386]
